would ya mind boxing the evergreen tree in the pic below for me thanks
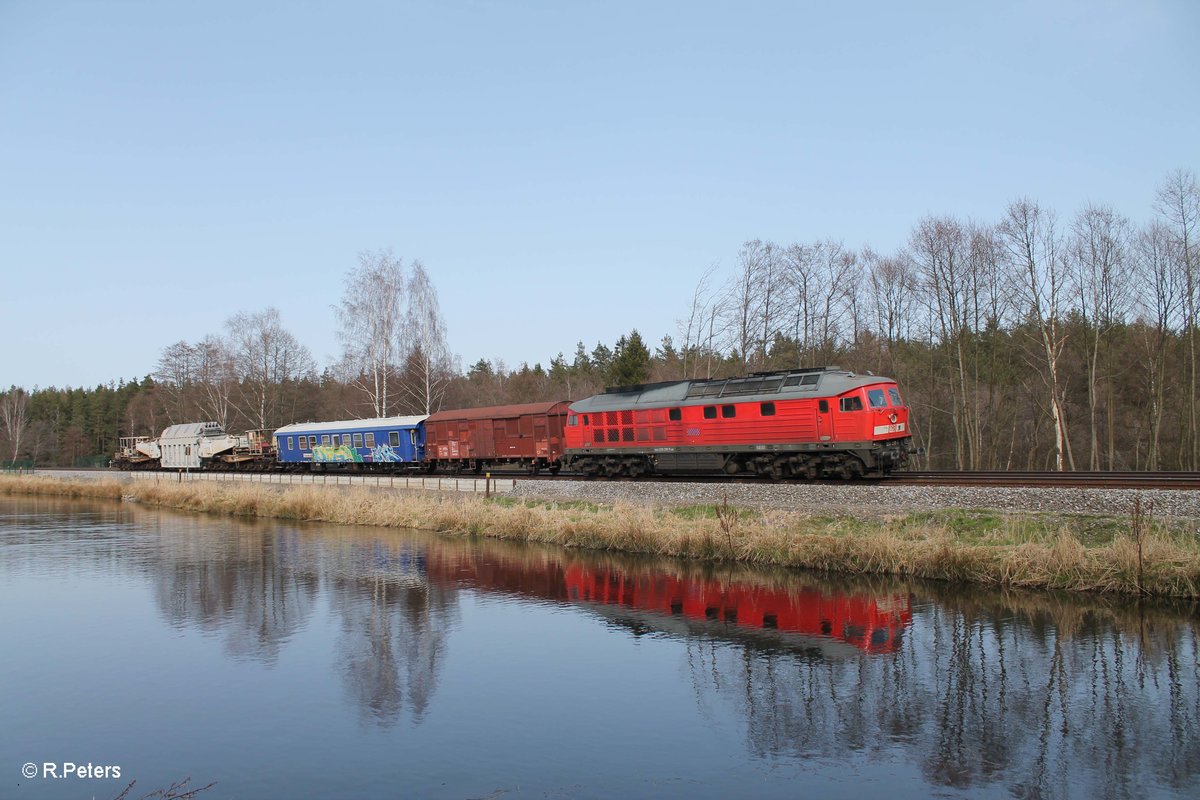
[608,329,652,387]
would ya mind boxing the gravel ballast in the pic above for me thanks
[511,479,1200,519]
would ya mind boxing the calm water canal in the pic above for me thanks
[2,495,1198,799]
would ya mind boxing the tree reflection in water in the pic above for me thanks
[82,500,1199,796]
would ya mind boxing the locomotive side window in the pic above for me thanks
[668,408,681,421]
[760,402,775,416]
[888,387,903,406]
[703,406,717,419]
[840,397,864,412]
[868,389,887,408]
[389,431,400,447]
[568,415,577,426]
[819,400,829,413]
[582,415,589,425]
[721,405,736,418]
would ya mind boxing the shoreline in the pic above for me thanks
[2,474,1198,598]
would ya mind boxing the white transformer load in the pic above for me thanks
[153,422,244,470]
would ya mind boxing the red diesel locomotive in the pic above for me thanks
[562,366,913,479]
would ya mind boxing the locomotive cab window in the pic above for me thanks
[868,389,887,408]
[721,405,736,418]
[703,406,717,419]
[888,387,903,406]
[760,402,776,416]
[840,396,864,412]
[668,408,681,421]
[568,415,577,426]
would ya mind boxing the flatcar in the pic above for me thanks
[113,424,273,470]
[425,401,571,474]
[561,366,913,479]
[273,416,427,469]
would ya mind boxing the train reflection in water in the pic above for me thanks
[423,544,911,657]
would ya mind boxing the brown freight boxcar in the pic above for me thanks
[425,401,571,474]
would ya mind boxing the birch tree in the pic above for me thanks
[155,340,197,423]
[1133,222,1184,469]
[194,335,237,430]
[399,261,454,415]
[1,386,29,466]
[1154,169,1200,469]
[1069,205,1132,469]
[226,308,315,430]
[336,249,406,418]
[1000,198,1075,471]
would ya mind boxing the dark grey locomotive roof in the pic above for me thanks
[570,367,897,413]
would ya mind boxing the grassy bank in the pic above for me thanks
[3,475,1199,598]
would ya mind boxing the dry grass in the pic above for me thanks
[4,474,1200,598]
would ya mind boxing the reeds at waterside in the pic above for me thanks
[3,475,1198,598]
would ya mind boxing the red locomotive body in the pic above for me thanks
[562,367,912,478]
[425,401,571,474]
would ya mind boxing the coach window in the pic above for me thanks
[353,433,364,448]
[321,435,331,446]
[668,408,681,421]
[365,432,375,447]
[867,389,887,409]
[389,431,400,447]
[309,436,318,450]
[721,405,736,418]
[760,402,776,417]
[703,406,717,419]
[410,430,419,446]
[840,396,864,412]
[287,436,294,450]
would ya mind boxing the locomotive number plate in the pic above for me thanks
[873,423,907,435]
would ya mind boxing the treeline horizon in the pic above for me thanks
[3,168,1197,471]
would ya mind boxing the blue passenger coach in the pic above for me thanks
[274,416,428,468]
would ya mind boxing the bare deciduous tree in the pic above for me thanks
[1155,168,1200,469]
[226,308,315,430]
[1069,205,1132,469]
[1132,222,1184,469]
[1000,198,1075,471]
[399,261,455,415]
[155,340,197,424]
[2,386,30,465]
[336,249,407,418]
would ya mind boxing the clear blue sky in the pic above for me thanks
[2,0,1196,389]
